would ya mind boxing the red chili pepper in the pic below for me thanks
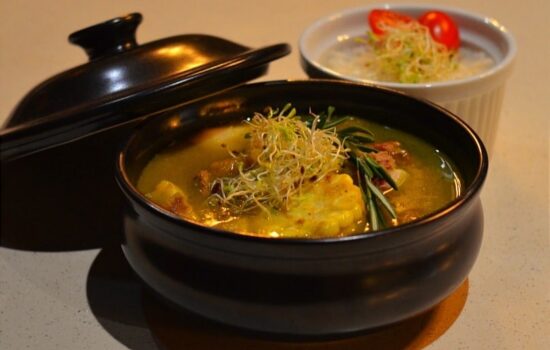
[418,11,460,50]
[367,9,461,50]
[368,9,414,35]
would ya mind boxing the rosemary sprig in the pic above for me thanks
[308,106,399,231]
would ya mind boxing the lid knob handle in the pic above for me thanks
[68,13,142,61]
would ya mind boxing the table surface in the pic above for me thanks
[1,0,548,349]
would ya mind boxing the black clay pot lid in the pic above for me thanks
[0,13,290,161]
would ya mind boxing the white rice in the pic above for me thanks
[319,36,494,83]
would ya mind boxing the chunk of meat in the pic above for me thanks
[369,141,409,192]
[370,140,410,169]
[145,180,195,219]
[372,141,409,162]
[195,170,213,195]
[195,157,248,195]
[372,141,402,154]
[209,158,242,177]
[370,150,396,170]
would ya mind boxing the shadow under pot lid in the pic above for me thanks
[0,12,290,161]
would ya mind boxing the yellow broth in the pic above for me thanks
[137,117,462,238]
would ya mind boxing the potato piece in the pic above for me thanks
[194,125,250,154]
[145,180,195,219]
[388,168,409,187]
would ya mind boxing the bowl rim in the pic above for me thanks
[299,3,517,90]
[116,79,488,248]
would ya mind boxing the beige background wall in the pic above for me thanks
[1,1,548,349]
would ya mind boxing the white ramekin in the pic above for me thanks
[299,4,516,154]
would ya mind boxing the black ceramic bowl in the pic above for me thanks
[116,80,488,336]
